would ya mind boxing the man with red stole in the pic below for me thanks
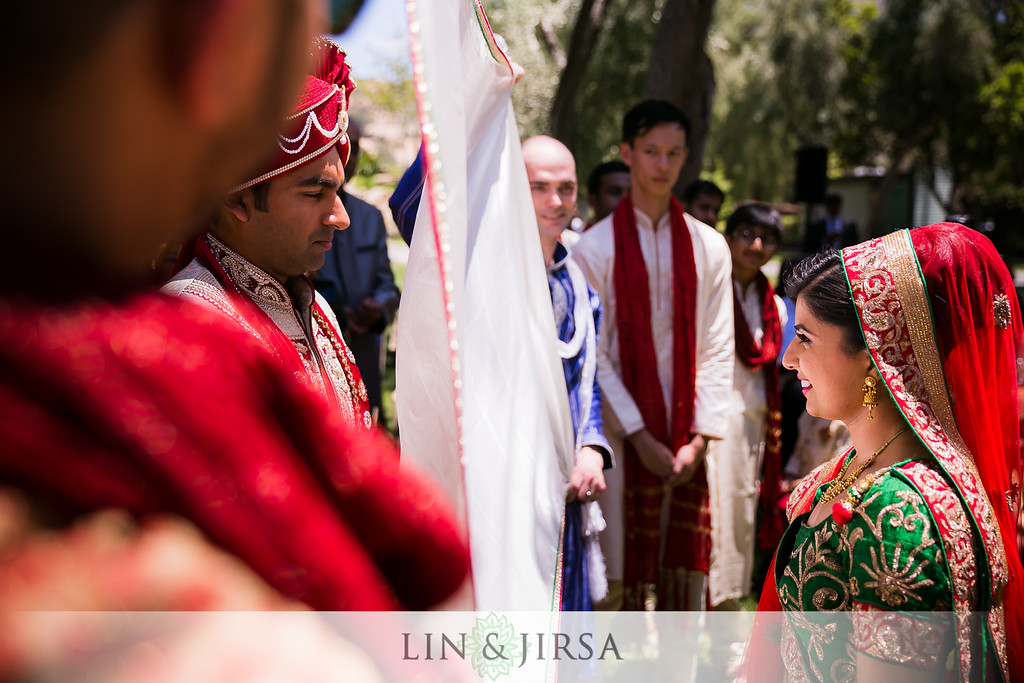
[708,204,787,611]
[573,100,735,613]
[705,204,786,677]
[0,1,468,613]
[164,37,371,429]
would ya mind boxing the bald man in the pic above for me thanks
[522,136,612,610]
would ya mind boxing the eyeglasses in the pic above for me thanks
[734,227,780,249]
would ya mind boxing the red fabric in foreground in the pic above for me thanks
[0,293,469,610]
[611,195,704,608]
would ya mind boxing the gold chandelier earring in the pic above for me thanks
[862,376,878,419]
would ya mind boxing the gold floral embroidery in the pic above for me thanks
[993,293,1011,329]
[844,487,938,608]
[786,610,846,682]
[862,542,935,607]
[778,462,961,681]
[850,606,949,669]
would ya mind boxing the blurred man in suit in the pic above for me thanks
[802,193,858,253]
[315,121,401,422]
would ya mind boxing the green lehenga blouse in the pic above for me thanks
[774,454,976,682]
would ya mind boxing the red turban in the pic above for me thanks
[231,37,356,193]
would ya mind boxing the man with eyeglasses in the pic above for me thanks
[703,203,788,675]
[711,204,788,609]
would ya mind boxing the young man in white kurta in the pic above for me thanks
[574,209,733,604]
[708,279,787,605]
[572,103,733,611]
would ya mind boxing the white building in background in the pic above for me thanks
[823,163,954,242]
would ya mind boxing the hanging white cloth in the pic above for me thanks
[396,0,576,612]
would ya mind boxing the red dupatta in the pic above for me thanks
[845,226,1023,680]
[611,194,705,610]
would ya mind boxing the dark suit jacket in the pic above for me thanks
[803,217,859,254]
[315,192,401,411]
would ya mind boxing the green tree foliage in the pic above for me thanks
[564,0,659,178]
[838,0,998,235]
[487,0,1021,248]
[709,0,1021,250]
[487,0,657,179]
[706,0,874,202]
[958,0,1024,254]
[485,0,577,139]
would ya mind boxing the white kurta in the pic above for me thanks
[572,208,735,582]
[705,281,787,606]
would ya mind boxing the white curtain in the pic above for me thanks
[396,0,576,611]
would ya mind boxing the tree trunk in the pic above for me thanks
[549,0,613,143]
[643,0,716,196]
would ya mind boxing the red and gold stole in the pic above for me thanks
[733,272,785,550]
[611,194,705,609]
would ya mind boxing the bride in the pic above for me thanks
[744,223,1023,681]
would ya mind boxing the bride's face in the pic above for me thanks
[783,296,873,424]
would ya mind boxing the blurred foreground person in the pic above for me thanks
[744,224,1023,681]
[165,38,371,428]
[0,0,468,613]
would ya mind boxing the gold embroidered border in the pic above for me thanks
[780,617,814,683]
[850,604,949,670]
[879,231,957,431]
[845,230,1009,680]
[898,461,978,678]
[787,452,848,521]
[881,231,1009,679]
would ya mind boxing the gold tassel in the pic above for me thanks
[862,376,878,419]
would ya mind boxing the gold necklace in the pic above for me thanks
[818,426,910,505]
[831,465,893,525]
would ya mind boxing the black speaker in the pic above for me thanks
[794,146,828,203]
